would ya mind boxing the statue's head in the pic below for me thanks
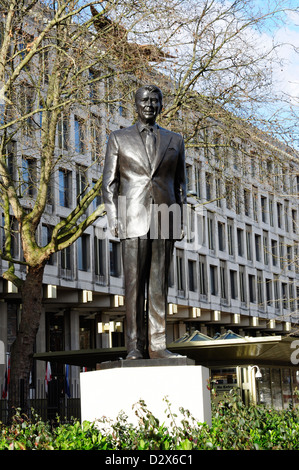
[135,84,163,125]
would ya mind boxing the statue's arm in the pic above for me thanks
[102,132,120,237]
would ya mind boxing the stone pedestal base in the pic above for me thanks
[80,359,211,427]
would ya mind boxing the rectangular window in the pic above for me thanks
[199,255,207,296]
[263,231,269,265]
[265,279,272,306]
[252,188,258,222]
[76,165,88,203]
[248,274,256,303]
[230,270,238,300]
[90,115,102,162]
[261,196,267,223]
[246,225,252,261]
[206,173,212,201]
[277,202,282,228]
[274,274,280,310]
[269,196,274,226]
[255,234,261,262]
[220,261,227,300]
[244,189,251,217]
[188,259,197,292]
[94,236,104,277]
[210,265,217,296]
[237,228,244,257]
[58,114,69,151]
[21,157,36,197]
[42,224,54,265]
[109,241,121,277]
[218,222,225,252]
[78,234,90,272]
[207,212,214,251]
[59,168,72,207]
[74,116,86,154]
[239,265,246,303]
[282,282,288,310]
[257,270,264,308]
[61,245,71,270]
[176,249,184,293]
[271,239,278,266]
[227,219,234,256]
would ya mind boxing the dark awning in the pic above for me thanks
[33,335,299,368]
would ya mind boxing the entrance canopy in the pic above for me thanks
[34,333,299,368]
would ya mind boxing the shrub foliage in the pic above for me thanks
[1,394,299,450]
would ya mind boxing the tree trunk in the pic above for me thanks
[8,263,45,419]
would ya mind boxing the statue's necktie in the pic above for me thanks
[145,127,156,164]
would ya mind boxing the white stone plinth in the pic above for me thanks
[80,363,211,428]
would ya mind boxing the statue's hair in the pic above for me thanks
[135,84,163,105]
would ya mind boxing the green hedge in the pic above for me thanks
[1,394,299,450]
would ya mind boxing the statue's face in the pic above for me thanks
[135,89,162,125]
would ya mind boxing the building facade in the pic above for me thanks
[0,3,299,416]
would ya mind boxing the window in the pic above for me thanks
[235,179,241,214]
[246,225,252,261]
[42,224,54,265]
[61,245,71,270]
[261,196,267,223]
[215,173,222,207]
[90,115,102,161]
[244,189,251,217]
[239,265,246,303]
[188,259,197,292]
[210,265,217,296]
[271,239,278,266]
[230,270,238,300]
[263,231,269,265]
[252,188,258,222]
[220,261,227,301]
[74,116,86,154]
[59,169,72,207]
[110,241,121,277]
[78,234,90,272]
[237,228,244,257]
[21,157,36,197]
[248,274,256,303]
[206,173,212,201]
[269,196,274,227]
[265,279,272,306]
[227,218,234,256]
[279,236,285,269]
[194,163,201,198]
[207,212,214,251]
[76,165,88,203]
[284,201,289,232]
[176,249,184,293]
[58,114,69,151]
[282,283,288,310]
[218,222,225,252]
[292,210,297,233]
[255,234,262,262]
[287,245,292,271]
[273,274,280,310]
[94,236,105,278]
[199,255,207,296]
[257,270,264,308]
[277,202,282,228]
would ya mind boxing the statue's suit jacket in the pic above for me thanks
[102,123,187,239]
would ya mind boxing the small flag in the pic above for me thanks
[45,361,52,394]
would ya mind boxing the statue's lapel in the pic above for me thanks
[152,127,172,174]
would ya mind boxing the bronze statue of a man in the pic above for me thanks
[103,84,186,359]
